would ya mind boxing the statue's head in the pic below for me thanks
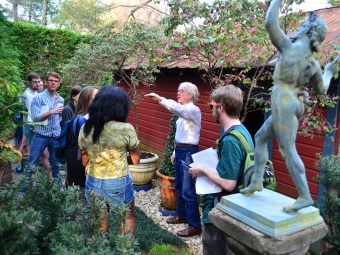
[290,11,327,53]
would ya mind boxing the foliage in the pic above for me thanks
[4,20,90,98]
[52,0,111,33]
[314,154,340,254]
[135,206,185,251]
[62,22,163,134]
[0,12,24,161]
[159,115,178,176]
[160,0,306,122]
[149,244,192,255]
[298,90,338,139]
[298,43,340,138]
[1,0,60,25]
[0,166,186,254]
[160,0,339,136]
[1,172,140,254]
[0,180,41,255]
[328,0,340,7]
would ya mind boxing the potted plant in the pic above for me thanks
[129,151,159,186]
[156,115,178,214]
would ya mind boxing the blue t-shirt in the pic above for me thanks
[201,124,254,223]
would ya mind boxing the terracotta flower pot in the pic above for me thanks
[156,169,178,211]
[129,153,159,185]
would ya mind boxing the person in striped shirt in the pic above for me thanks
[18,72,64,195]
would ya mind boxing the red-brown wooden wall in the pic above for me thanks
[125,75,221,157]
[272,135,323,200]
[122,72,331,200]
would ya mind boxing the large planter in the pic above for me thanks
[129,152,159,185]
[156,169,178,211]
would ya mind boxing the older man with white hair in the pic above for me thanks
[145,81,202,237]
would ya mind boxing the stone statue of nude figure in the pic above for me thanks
[240,0,340,212]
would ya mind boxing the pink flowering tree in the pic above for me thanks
[159,0,338,137]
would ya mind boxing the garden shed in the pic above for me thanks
[125,7,340,201]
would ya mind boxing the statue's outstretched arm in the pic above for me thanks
[310,57,340,94]
[265,0,291,52]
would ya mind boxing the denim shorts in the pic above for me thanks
[85,175,134,207]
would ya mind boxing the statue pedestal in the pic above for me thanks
[210,189,328,255]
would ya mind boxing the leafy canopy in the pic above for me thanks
[62,22,164,135]
[160,0,339,136]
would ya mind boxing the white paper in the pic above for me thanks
[191,148,222,195]
[41,105,49,125]
[27,110,33,123]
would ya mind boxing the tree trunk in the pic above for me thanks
[42,0,48,26]
[28,0,33,22]
[12,1,18,21]
[133,103,139,137]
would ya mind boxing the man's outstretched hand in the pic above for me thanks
[144,93,162,102]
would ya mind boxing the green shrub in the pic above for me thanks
[1,172,139,254]
[159,115,178,177]
[0,12,24,161]
[314,154,340,255]
[1,168,187,254]
[1,18,90,100]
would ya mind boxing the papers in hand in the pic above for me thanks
[191,148,222,195]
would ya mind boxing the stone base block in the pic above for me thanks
[209,207,328,255]
[216,189,324,237]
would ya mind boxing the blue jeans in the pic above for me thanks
[18,134,60,195]
[85,175,134,206]
[175,145,201,229]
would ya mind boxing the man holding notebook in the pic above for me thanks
[189,85,254,255]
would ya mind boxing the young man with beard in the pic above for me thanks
[189,85,254,255]
[18,72,64,195]
[15,73,49,174]
[145,82,202,237]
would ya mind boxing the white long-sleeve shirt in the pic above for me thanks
[160,98,201,145]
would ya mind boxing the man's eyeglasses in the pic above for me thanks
[208,102,220,110]
[47,80,60,83]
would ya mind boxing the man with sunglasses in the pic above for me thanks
[18,72,64,196]
[145,82,202,237]
[189,85,253,255]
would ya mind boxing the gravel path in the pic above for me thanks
[134,180,203,255]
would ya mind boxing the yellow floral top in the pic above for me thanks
[78,121,139,179]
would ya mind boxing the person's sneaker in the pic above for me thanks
[15,165,23,174]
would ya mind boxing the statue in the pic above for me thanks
[240,0,340,212]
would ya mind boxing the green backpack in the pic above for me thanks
[218,129,277,191]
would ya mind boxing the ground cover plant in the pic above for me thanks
[0,165,186,254]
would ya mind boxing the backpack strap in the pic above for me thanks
[229,130,253,154]
[73,116,86,137]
